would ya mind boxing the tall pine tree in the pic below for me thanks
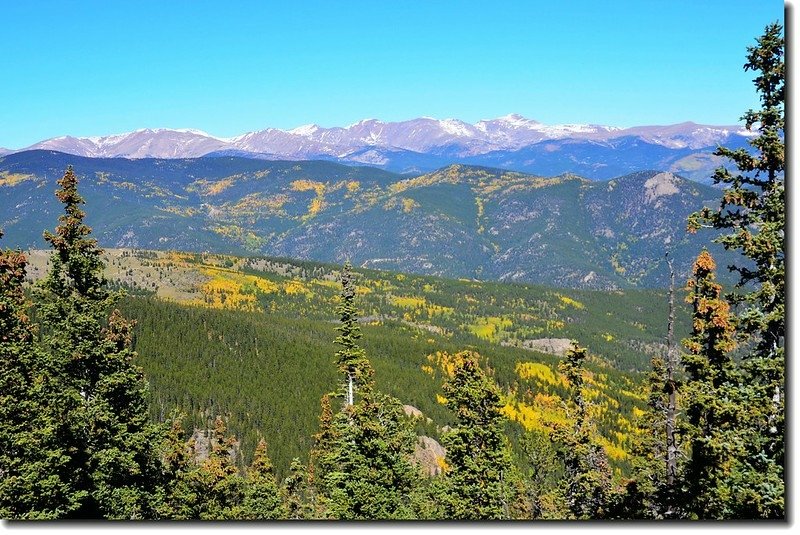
[439,351,523,520]
[687,23,785,518]
[623,261,681,519]
[334,261,373,406]
[315,261,420,519]
[240,438,285,519]
[556,343,612,519]
[680,251,741,518]
[0,232,73,518]
[35,166,165,518]
[155,414,197,520]
[282,458,312,520]
[187,416,244,520]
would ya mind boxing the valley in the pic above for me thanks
[25,248,685,476]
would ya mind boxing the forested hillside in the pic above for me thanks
[1,150,736,289]
[21,247,674,477]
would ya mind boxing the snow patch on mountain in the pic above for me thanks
[289,124,320,136]
[11,115,755,161]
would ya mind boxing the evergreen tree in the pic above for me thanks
[439,351,523,520]
[240,438,285,519]
[0,233,72,518]
[519,430,567,519]
[155,414,197,520]
[556,343,612,519]
[622,262,680,519]
[687,23,785,519]
[321,391,420,519]
[314,262,421,519]
[680,251,752,518]
[188,416,244,520]
[34,167,165,518]
[334,261,373,406]
[0,233,35,516]
[282,458,312,520]
[307,393,336,515]
[619,354,669,519]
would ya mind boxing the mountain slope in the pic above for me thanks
[0,151,732,289]
[21,248,685,473]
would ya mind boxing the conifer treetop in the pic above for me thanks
[42,166,107,299]
[334,261,374,398]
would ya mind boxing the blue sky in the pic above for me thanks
[1,0,784,148]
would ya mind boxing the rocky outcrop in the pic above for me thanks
[502,337,573,356]
[414,436,447,476]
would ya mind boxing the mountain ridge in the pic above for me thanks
[7,115,753,181]
[0,150,734,290]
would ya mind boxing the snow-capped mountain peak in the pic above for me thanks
[288,124,320,137]
[12,114,753,160]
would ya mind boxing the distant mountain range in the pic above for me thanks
[7,115,754,181]
[0,150,735,289]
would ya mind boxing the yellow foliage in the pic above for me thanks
[502,399,570,434]
[468,316,512,342]
[603,332,614,342]
[584,388,603,402]
[198,277,256,310]
[619,388,647,402]
[393,295,426,308]
[515,362,567,387]
[475,197,485,233]
[401,198,418,213]
[307,197,324,217]
[426,351,459,378]
[312,279,340,289]
[436,394,448,405]
[291,180,326,221]
[436,456,449,473]
[596,435,628,461]
[534,392,561,408]
[391,295,453,316]
[193,267,280,311]
[346,180,360,193]
[0,171,35,187]
[611,253,626,274]
[290,179,325,195]
[251,278,279,293]
[283,280,312,296]
[229,192,288,215]
[207,177,235,195]
[557,294,586,310]
[387,165,493,195]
